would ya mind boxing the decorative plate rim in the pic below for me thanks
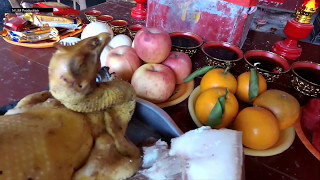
[294,116,320,161]
[156,80,195,108]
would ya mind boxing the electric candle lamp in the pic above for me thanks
[296,0,318,23]
[272,0,318,60]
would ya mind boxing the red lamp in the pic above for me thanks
[131,0,147,20]
[272,0,318,61]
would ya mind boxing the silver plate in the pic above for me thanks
[127,98,183,145]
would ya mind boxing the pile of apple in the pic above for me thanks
[101,27,192,104]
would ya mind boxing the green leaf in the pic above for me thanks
[249,68,259,101]
[183,66,216,83]
[206,89,229,127]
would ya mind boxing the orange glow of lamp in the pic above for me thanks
[272,0,319,61]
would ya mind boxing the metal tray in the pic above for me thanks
[127,98,183,144]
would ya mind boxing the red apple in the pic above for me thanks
[162,51,192,84]
[131,64,176,103]
[133,27,171,63]
[105,46,143,81]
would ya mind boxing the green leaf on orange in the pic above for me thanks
[206,89,229,127]
[249,68,259,101]
[183,65,217,83]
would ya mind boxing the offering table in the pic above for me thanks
[0,0,319,179]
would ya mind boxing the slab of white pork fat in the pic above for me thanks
[169,126,243,180]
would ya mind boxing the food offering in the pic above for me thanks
[106,46,142,82]
[233,106,280,150]
[99,27,194,107]
[130,28,194,106]
[236,68,267,103]
[133,27,172,63]
[200,66,238,93]
[1,2,85,48]
[162,51,192,84]
[186,65,299,157]
[0,33,142,180]
[195,87,239,129]
[134,127,243,180]
[0,33,245,180]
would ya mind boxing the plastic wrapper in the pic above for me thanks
[27,14,83,29]
[20,0,43,8]
[9,27,59,42]
[3,14,28,31]
[4,13,18,22]
[1,2,83,45]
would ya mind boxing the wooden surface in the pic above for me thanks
[0,0,319,179]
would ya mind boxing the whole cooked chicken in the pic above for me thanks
[0,33,141,180]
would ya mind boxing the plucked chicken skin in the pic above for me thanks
[0,33,141,180]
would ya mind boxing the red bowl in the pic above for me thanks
[84,10,101,22]
[109,20,128,35]
[96,15,113,23]
[128,24,144,39]
[84,10,101,16]
[201,41,243,68]
[291,61,320,97]
[244,50,290,82]
[129,24,144,32]
[169,32,204,58]
[110,20,128,27]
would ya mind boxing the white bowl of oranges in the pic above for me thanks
[186,66,298,157]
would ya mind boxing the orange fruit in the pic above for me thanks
[253,89,301,130]
[195,87,239,128]
[233,107,280,150]
[200,68,237,93]
[236,71,267,103]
